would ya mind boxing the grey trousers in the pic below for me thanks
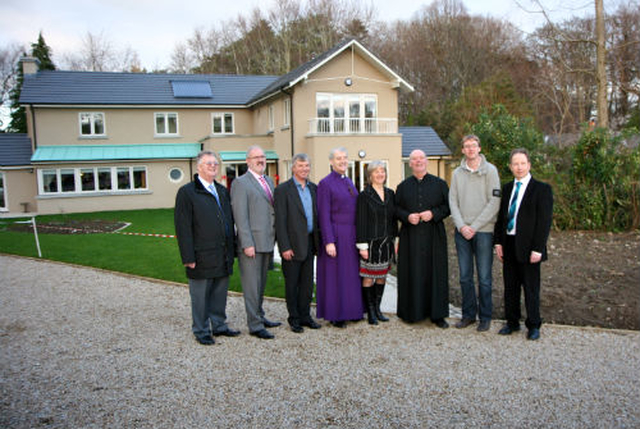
[238,251,271,332]
[188,276,230,339]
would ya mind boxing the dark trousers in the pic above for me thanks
[503,236,541,329]
[188,276,230,339]
[282,236,314,326]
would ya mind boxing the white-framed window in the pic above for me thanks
[212,112,234,134]
[79,112,106,137]
[268,104,275,131]
[154,112,179,136]
[38,166,148,195]
[0,172,7,211]
[315,93,378,133]
[283,98,291,127]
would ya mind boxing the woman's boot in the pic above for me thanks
[375,283,389,322]
[364,287,378,325]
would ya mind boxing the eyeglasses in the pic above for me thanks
[203,161,219,166]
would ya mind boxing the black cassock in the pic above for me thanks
[395,174,450,322]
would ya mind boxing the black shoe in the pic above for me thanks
[498,324,521,335]
[263,319,282,328]
[290,324,304,333]
[374,283,390,322]
[301,320,321,329]
[455,318,476,329]
[213,328,241,337]
[331,321,347,328]
[195,335,215,345]
[527,328,540,340]
[250,329,275,339]
[433,319,449,329]
[477,320,491,332]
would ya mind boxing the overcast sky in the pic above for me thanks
[0,0,600,71]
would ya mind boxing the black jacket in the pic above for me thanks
[174,174,235,279]
[494,177,553,263]
[274,178,319,261]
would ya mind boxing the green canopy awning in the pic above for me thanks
[31,143,201,162]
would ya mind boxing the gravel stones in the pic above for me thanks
[1,255,638,428]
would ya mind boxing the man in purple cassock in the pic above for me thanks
[316,147,364,327]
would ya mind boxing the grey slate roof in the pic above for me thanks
[20,71,278,106]
[399,126,451,157]
[0,134,33,166]
[249,38,354,104]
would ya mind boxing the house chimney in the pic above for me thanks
[21,56,40,75]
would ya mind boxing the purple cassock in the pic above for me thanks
[316,171,364,322]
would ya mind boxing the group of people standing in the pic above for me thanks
[174,138,552,346]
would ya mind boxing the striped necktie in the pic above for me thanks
[507,181,522,232]
[259,175,273,204]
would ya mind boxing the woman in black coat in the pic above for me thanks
[356,160,397,325]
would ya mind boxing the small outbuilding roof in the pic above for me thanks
[400,126,451,157]
[0,133,33,166]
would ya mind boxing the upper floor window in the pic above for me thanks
[155,112,178,136]
[283,98,291,127]
[212,112,234,134]
[79,112,106,136]
[268,105,275,131]
[315,93,378,133]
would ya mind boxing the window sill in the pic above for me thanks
[78,136,108,140]
[280,125,290,131]
[154,134,182,139]
[37,190,152,199]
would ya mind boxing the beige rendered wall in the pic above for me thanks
[32,107,254,146]
[1,168,38,214]
[35,160,192,214]
[287,50,401,179]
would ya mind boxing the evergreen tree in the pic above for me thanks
[8,32,55,133]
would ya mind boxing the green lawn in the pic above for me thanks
[0,209,285,298]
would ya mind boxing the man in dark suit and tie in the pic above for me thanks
[174,150,240,345]
[494,148,553,340]
[231,145,282,340]
[274,153,322,333]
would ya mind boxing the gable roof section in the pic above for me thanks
[31,143,201,162]
[249,38,414,105]
[400,126,451,157]
[20,71,278,106]
[0,133,33,166]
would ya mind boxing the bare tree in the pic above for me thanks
[63,31,142,72]
[0,44,25,108]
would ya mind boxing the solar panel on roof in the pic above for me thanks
[170,80,213,98]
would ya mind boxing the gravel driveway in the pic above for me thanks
[1,255,638,428]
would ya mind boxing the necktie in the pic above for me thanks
[507,181,522,232]
[259,175,273,204]
[208,183,221,207]
[209,183,230,236]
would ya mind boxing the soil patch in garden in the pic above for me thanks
[8,219,128,235]
[448,224,640,331]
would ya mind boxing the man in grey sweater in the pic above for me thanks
[449,135,501,332]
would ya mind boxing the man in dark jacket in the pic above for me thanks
[174,150,240,345]
[274,153,321,333]
[494,148,553,341]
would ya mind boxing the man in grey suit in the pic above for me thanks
[274,154,322,333]
[174,150,240,345]
[231,145,282,339]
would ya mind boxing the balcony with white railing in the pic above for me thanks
[308,117,398,135]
